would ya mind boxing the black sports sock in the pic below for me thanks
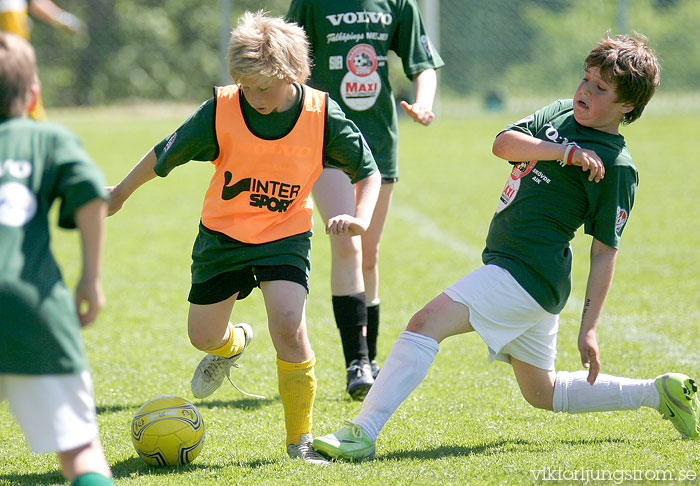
[332,293,368,367]
[367,302,380,361]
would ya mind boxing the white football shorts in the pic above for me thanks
[0,371,98,453]
[444,264,559,371]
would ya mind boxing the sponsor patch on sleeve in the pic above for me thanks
[420,34,433,58]
[615,206,629,235]
[163,132,177,152]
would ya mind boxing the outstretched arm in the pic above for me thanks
[578,238,618,385]
[29,0,84,34]
[400,69,437,126]
[325,171,381,236]
[492,130,606,182]
[107,148,158,216]
[74,198,107,326]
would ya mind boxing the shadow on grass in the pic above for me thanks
[110,456,225,478]
[380,437,631,461]
[196,396,280,410]
[0,458,226,485]
[95,395,280,416]
[0,471,65,486]
[96,403,139,415]
[380,439,531,461]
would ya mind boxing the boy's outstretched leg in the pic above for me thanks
[512,359,700,439]
[313,330,438,460]
[314,293,471,460]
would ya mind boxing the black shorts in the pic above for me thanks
[188,265,309,305]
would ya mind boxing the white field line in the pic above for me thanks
[391,203,483,257]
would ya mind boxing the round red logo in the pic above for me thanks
[346,44,378,77]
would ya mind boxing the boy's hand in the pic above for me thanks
[400,100,435,126]
[106,185,124,216]
[326,214,368,236]
[571,147,605,182]
[75,276,105,327]
[578,327,600,385]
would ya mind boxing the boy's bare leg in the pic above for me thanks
[361,182,393,304]
[260,280,327,463]
[188,295,251,398]
[188,294,238,351]
[510,356,661,414]
[312,168,363,297]
[259,280,312,363]
[362,182,393,375]
[57,437,111,482]
[510,357,556,411]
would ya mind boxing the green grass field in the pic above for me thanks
[1,106,699,485]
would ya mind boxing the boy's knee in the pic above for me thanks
[331,234,361,261]
[188,328,219,351]
[521,391,554,411]
[362,249,378,272]
[406,307,431,334]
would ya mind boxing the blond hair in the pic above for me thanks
[585,32,661,125]
[0,32,37,119]
[226,11,311,84]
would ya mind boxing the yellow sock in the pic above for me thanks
[208,323,246,358]
[277,355,316,445]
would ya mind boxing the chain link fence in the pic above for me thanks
[24,0,700,115]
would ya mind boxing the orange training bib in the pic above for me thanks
[201,84,326,244]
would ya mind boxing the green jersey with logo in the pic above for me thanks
[483,99,638,314]
[152,84,377,284]
[0,118,107,374]
[287,0,444,178]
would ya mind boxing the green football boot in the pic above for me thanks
[655,373,700,439]
[313,421,376,461]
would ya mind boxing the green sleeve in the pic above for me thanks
[324,97,378,183]
[53,130,107,229]
[391,0,444,79]
[153,98,219,177]
[584,164,637,249]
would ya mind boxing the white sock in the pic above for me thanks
[354,331,439,441]
[552,370,660,413]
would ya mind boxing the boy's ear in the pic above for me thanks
[26,76,40,114]
[620,103,634,114]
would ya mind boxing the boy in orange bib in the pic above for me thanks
[107,11,380,464]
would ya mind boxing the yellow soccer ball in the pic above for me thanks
[131,395,205,466]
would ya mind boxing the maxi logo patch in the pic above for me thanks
[341,43,381,111]
[497,161,537,213]
[221,173,300,213]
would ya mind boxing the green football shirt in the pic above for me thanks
[287,0,444,178]
[0,117,107,374]
[152,84,378,284]
[483,99,638,314]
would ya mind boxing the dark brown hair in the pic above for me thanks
[585,32,661,125]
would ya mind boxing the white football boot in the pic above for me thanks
[190,323,253,399]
